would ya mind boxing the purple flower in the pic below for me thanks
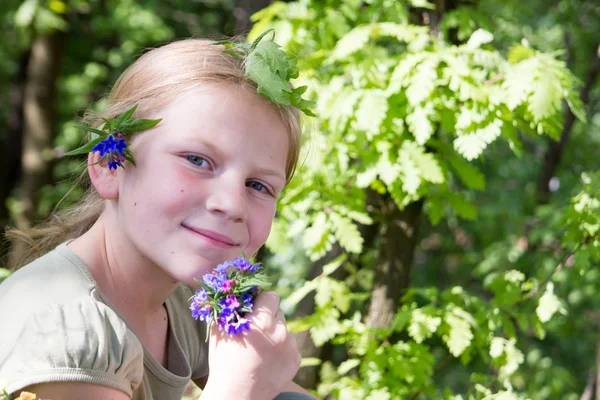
[203,271,227,292]
[219,294,241,310]
[190,255,267,338]
[194,288,208,302]
[242,292,254,309]
[222,279,236,293]
[226,318,250,335]
[215,260,233,273]
[217,307,235,330]
[233,257,260,273]
[190,303,212,322]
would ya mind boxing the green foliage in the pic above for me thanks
[217,31,315,116]
[252,0,598,398]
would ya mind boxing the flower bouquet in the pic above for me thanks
[189,256,271,340]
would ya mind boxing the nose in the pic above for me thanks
[205,180,247,223]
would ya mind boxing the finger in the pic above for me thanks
[275,308,286,325]
[252,291,280,317]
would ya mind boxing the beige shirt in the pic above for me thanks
[0,242,209,399]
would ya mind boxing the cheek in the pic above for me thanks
[248,202,277,248]
[121,163,195,224]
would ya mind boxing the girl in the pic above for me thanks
[0,38,315,400]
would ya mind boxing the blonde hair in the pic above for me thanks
[6,38,302,268]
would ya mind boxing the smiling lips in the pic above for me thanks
[183,224,239,248]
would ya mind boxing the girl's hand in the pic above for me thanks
[202,291,302,400]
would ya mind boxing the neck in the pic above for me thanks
[68,213,179,319]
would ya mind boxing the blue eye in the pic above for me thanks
[187,155,210,168]
[246,181,267,193]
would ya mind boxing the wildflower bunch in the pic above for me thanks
[65,104,161,170]
[189,256,270,340]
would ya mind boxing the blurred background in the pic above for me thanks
[0,0,599,399]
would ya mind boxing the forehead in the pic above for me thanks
[145,84,289,168]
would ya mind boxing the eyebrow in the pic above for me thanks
[254,167,286,182]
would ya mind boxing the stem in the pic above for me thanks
[523,236,592,301]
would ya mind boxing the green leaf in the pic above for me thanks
[330,213,363,253]
[443,308,473,357]
[338,359,361,375]
[15,0,39,28]
[329,25,372,61]
[536,282,562,323]
[406,106,434,145]
[528,70,562,123]
[426,196,444,225]
[354,90,388,138]
[411,148,444,184]
[114,104,138,127]
[453,134,486,161]
[408,308,442,343]
[406,58,438,106]
[310,307,342,346]
[119,118,162,134]
[300,357,322,368]
[507,45,535,64]
[447,154,486,190]
[64,136,105,156]
[447,192,478,220]
[315,278,333,308]
[73,125,109,137]
[465,29,494,49]
[321,253,348,276]
[245,39,314,116]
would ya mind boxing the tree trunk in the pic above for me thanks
[366,197,424,328]
[292,245,344,389]
[0,51,29,255]
[9,33,64,264]
[233,0,272,35]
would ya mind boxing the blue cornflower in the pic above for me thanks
[114,138,127,155]
[107,159,121,170]
[92,134,128,170]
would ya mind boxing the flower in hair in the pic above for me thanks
[64,104,162,170]
[189,255,270,340]
[92,134,128,170]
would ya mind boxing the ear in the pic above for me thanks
[88,152,119,200]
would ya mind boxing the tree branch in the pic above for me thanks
[523,235,592,301]
[537,43,600,204]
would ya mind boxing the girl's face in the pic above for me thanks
[114,84,289,286]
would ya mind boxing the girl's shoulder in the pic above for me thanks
[0,243,144,396]
[0,242,100,328]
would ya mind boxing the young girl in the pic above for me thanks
[0,38,315,400]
